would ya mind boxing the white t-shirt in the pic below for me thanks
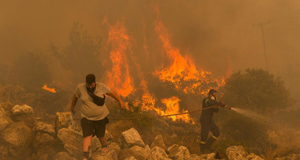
[75,82,111,121]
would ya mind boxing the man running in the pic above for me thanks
[71,74,125,160]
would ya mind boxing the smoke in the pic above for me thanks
[1,0,300,102]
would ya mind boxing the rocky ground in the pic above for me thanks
[0,104,299,160]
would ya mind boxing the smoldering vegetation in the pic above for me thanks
[0,0,300,159]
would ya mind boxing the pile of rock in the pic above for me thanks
[0,104,80,160]
[1,104,299,160]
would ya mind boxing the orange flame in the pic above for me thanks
[104,20,135,98]
[42,84,56,93]
[161,97,194,123]
[153,7,212,93]
[101,13,231,124]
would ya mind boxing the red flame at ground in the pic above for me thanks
[42,84,56,93]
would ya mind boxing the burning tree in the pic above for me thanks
[222,68,292,114]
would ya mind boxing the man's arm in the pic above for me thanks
[206,99,221,107]
[106,90,125,109]
[71,95,78,114]
[205,99,222,112]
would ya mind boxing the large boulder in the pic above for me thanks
[167,144,190,160]
[200,153,216,160]
[120,128,145,148]
[0,102,13,114]
[150,134,167,150]
[32,145,56,160]
[125,156,137,160]
[11,104,34,115]
[1,122,34,157]
[226,146,263,160]
[275,154,300,160]
[226,146,248,160]
[91,136,102,152]
[33,132,56,148]
[108,142,121,155]
[55,112,75,133]
[0,108,13,132]
[147,146,171,160]
[57,128,82,158]
[0,143,10,159]
[34,121,56,136]
[246,153,264,160]
[91,149,118,160]
[11,105,35,128]
[105,130,114,142]
[119,145,150,160]
[187,153,216,160]
[53,152,77,160]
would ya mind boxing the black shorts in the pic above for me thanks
[81,117,109,138]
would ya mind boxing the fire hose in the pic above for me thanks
[201,105,231,111]
[39,105,231,121]
[69,105,231,120]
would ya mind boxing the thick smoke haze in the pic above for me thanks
[1,0,300,103]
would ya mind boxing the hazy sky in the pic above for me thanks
[1,0,299,96]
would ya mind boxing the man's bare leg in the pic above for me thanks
[83,135,92,160]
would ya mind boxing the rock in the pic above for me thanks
[125,156,137,160]
[130,145,150,160]
[247,153,264,160]
[11,104,34,115]
[108,142,121,155]
[91,149,118,160]
[147,146,171,160]
[226,146,264,160]
[119,148,134,160]
[275,154,300,160]
[53,152,77,160]
[91,136,102,152]
[0,102,13,114]
[33,132,56,148]
[55,112,75,133]
[186,153,216,160]
[35,121,55,136]
[39,154,50,160]
[0,108,13,131]
[0,144,10,159]
[35,146,56,160]
[200,153,216,160]
[226,146,248,160]
[105,130,114,141]
[150,134,167,150]
[0,115,10,131]
[167,144,190,160]
[2,122,34,156]
[57,128,82,158]
[11,105,35,128]
[119,145,150,160]
[187,154,201,160]
[120,128,145,148]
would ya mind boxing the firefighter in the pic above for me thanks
[200,89,225,151]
